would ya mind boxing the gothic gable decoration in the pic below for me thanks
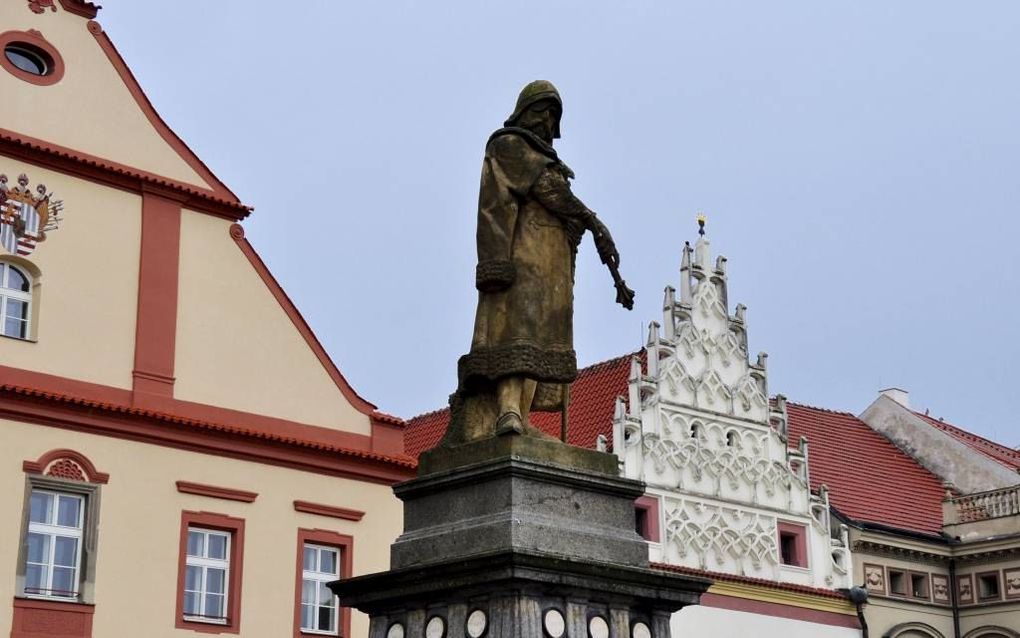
[0,172,65,256]
[614,221,852,589]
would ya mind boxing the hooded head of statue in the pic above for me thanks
[504,80,562,142]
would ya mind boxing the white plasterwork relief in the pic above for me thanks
[664,498,778,574]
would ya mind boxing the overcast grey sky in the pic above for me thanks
[102,2,1018,444]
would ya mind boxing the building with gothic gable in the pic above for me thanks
[406,230,1020,638]
[612,233,858,635]
[0,3,413,638]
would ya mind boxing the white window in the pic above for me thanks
[301,543,340,635]
[25,490,84,598]
[0,262,31,339]
[184,528,230,624]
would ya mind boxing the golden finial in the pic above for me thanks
[696,213,706,237]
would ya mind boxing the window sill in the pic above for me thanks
[178,617,238,634]
[14,595,93,608]
[0,333,36,343]
[184,616,228,625]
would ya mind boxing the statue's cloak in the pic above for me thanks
[457,128,579,407]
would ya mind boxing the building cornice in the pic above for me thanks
[0,129,250,221]
[0,381,416,485]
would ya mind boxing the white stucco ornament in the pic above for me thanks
[632,621,652,638]
[612,228,854,591]
[543,609,565,638]
[589,616,609,638]
[466,610,487,638]
[426,616,445,638]
[387,623,405,638]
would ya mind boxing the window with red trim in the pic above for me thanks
[294,529,352,638]
[634,496,660,543]
[176,512,244,634]
[777,521,808,568]
[18,449,107,606]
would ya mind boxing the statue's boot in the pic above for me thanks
[495,411,524,436]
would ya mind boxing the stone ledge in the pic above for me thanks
[414,434,621,482]
[331,549,712,612]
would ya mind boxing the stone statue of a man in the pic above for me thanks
[447,80,634,444]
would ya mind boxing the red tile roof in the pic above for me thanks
[913,411,1020,472]
[405,354,959,536]
[785,403,946,536]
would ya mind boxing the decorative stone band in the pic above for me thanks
[457,344,577,387]
[293,500,365,521]
[475,259,516,292]
[331,550,710,638]
[175,480,257,503]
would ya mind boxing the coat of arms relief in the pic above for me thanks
[0,173,65,256]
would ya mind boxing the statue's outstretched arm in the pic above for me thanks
[531,168,595,227]
[531,167,634,309]
[532,168,619,266]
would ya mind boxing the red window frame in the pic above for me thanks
[294,529,353,638]
[634,496,661,543]
[175,511,245,634]
[776,521,808,568]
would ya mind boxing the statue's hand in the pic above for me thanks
[591,217,619,267]
[615,280,636,310]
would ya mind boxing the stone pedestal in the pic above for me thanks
[331,436,709,638]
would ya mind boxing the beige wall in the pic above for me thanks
[0,163,139,390]
[0,4,210,189]
[957,558,1020,636]
[174,211,371,435]
[0,419,402,638]
[853,549,954,637]
[854,548,1020,637]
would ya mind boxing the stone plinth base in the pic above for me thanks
[330,435,710,638]
[393,437,645,569]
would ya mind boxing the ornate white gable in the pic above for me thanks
[614,229,852,589]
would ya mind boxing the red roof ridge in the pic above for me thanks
[408,405,450,423]
[913,410,1020,468]
[651,562,846,600]
[577,350,641,374]
[0,382,416,469]
[371,410,406,427]
[784,400,856,418]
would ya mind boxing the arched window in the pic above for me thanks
[1,261,32,339]
[726,431,738,447]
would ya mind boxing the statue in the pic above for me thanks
[444,80,634,446]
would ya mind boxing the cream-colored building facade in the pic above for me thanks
[0,3,413,638]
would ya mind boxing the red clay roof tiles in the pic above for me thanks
[786,403,946,536]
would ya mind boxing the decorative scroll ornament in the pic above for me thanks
[643,431,793,498]
[664,497,778,573]
[28,0,58,13]
[0,173,65,256]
